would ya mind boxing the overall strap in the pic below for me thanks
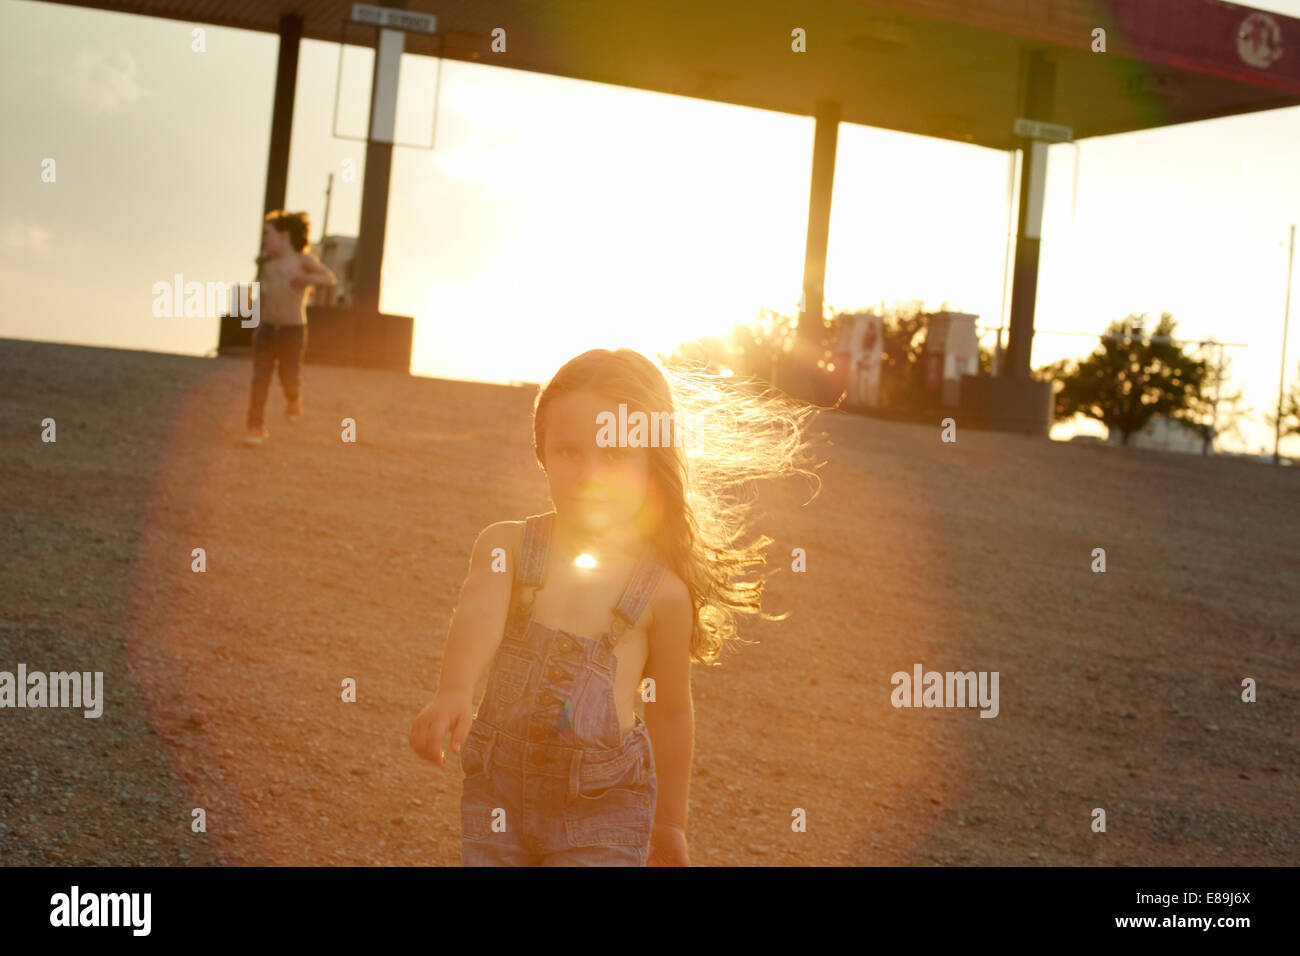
[604,548,666,648]
[516,512,554,588]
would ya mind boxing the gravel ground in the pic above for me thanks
[1,338,1296,866]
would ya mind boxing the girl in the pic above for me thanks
[409,348,820,866]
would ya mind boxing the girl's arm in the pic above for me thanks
[437,521,517,702]
[642,574,695,846]
[296,253,338,288]
[410,521,518,765]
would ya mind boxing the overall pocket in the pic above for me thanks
[460,731,489,779]
[564,752,653,847]
[488,650,532,705]
[459,734,497,842]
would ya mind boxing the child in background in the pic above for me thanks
[245,210,337,446]
[410,348,821,865]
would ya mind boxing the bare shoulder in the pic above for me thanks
[647,563,691,631]
[472,520,524,558]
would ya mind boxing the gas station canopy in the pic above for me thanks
[45,0,1300,148]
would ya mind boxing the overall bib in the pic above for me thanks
[460,512,664,866]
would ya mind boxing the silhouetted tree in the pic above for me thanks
[1264,358,1300,440]
[873,300,929,411]
[1038,313,1211,445]
[663,334,735,376]
[666,299,983,411]
[1181,342,1251,454]
[664,308,835,401]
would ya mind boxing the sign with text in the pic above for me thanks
[1013,117,1073,142]
[351,3,437,34]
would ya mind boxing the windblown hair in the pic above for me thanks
[264,210,311,252]
[533,348,823,665]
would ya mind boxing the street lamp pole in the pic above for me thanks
[1275,223,1295,465]
[996,149,1018,377]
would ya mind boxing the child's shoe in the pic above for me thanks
[285,397,303,422]
[245,425,269,445]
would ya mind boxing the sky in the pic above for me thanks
[2,0,1299,454]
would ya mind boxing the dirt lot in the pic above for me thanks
[1,338,1296,866]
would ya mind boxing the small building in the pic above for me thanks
[1107,415,1206,454]
[309,235,357,308]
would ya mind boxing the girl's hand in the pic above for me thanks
[409,691,474,766]
[648,824,690,866]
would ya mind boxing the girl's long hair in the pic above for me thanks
[532,348,823,665]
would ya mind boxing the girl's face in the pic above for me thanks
[542,388,652,536]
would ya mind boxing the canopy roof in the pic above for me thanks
[43,0,1300,148]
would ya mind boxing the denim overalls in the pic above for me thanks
[460,512,664,866]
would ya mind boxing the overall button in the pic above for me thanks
[548,666,566,681]
[557,636,573,652]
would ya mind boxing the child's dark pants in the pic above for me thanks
[247,323,306,428]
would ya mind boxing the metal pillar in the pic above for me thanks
[1003,49,1056,379]
[794,100,841,401]
[259,14,301,265]
[959,51,1056,436]
[353,24,404,318]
